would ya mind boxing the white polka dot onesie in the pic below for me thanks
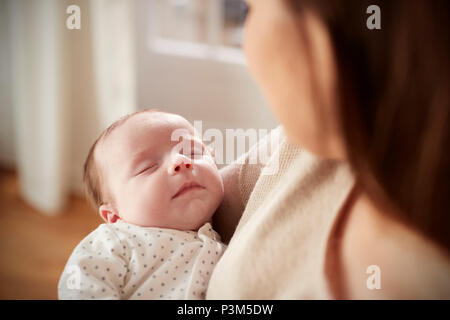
[58,222,226,299]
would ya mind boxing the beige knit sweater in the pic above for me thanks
[207,126,355,299]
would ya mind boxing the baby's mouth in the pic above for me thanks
[172,181,205,199]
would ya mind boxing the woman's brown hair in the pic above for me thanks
[284,0,450,249]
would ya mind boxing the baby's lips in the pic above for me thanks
[172,181,205,199]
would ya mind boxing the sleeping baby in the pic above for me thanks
[58,109,226,299]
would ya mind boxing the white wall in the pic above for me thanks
[136,0,278,140]
[0,0,278,175]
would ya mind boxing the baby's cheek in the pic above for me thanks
[127,184,158,212]
[140,190,165,212]
[131,196,167,227]
[202,166,224,202]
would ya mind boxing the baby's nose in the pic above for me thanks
[168,155,193,175]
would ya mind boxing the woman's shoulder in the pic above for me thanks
[338,191,450,299]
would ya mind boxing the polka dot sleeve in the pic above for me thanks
[58,224,132,300]
[58,222,226,300]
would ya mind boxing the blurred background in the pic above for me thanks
[0,0,277,299]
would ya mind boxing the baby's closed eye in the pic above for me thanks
[135,163,158,176]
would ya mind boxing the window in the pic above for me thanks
[148,0,248,64]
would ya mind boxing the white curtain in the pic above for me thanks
[8,0,136,214]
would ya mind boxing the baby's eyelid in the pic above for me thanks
[135,163,157,176]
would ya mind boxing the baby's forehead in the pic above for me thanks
[133,111,191,126]
[128,112,197,140]
[98,112,199,157]
[117,111,192,136]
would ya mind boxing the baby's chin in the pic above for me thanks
[176,212,214,231]
[173,198,217,228]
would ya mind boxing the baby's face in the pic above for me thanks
[97,112,224,230]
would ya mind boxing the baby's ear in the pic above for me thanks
[99,203,121,224]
